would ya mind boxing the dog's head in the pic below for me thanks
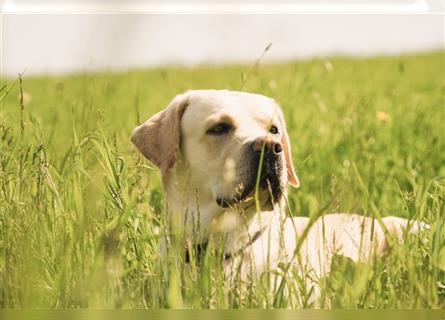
[131,90,299,214]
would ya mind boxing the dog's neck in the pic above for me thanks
[207,206,281,257]
[162,166,286,255]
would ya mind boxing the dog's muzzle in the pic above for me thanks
[216,136,285,208]
[251,136,285,201]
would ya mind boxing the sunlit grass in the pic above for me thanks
[0,51,444,308]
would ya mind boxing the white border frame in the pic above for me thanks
[1,1,431,14]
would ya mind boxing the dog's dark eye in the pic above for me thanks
[269,125,279,135]
[206,123,233,135]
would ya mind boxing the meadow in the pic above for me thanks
[0,50,444,308]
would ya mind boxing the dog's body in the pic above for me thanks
[131,90,423,301]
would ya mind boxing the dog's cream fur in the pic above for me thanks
[131,90,424,300]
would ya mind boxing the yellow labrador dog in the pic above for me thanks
[131,89,424,299]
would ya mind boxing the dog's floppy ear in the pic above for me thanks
[131,93,189,173]
[276,106,300,188]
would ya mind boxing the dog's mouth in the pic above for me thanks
[216,156,285,209]
[216,193,255,209]
[216,194,259,210]
[216,179,255,208]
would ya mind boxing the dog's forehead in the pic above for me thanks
[183,90,280,125]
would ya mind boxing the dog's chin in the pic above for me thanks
[216,195,255,209]
[216,179,283,210]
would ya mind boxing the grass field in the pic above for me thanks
[0,50,444,308]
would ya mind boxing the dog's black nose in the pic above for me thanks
[251,137,283,155]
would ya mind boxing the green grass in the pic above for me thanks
[0,51,444,308]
